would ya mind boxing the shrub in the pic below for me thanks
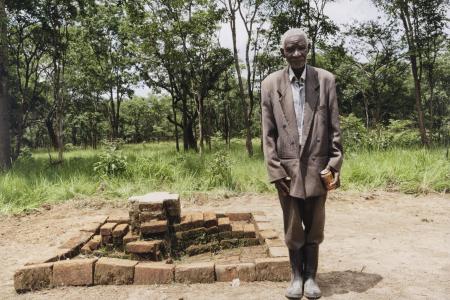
[93,142,128,177]
[341,115,421,151]
[17,146,33,161]
[208,150,234,189]
[340,113,367,152]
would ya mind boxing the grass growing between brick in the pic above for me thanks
[0,139,448,214]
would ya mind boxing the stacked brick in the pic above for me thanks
[172,212,259,257]
[14,193,293,294]
[126,192,181,260]
[14,256,290,292]
[87,213,133,255]
[128,192,180,235]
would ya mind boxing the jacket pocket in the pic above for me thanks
[280,158,300,179]
[314,155,329,170]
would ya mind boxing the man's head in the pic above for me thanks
[280,28,310,70]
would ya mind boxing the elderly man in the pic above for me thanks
[261,28,343,299]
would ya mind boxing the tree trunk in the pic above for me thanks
[398,3,429,146]
[410,55,429,146]
[171,96,179,152]
[196,93,204,155]
[185,118,197,151]
[45,112,59,150]
[228,0,253,156]
[0,0,10,170]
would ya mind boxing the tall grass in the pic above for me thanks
[0,140,448,214]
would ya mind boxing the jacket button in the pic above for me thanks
[283,124,287,128]
[317,139,320,143]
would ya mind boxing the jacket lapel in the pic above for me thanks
[277,67,299,140]
[300,65,320,158]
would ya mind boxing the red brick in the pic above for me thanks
[174,214,192,231]
[137,200,164,212]
[205,226,219,235]
[112,224,129,238]
[100,222,117,236]
[14,263,53,293]
[101,235,112,244]
[39,249,73,263]
[219,239,240,249]
[243,224,256,238]
[80,243,93,255]
[174,262,215,283]
[218,217,231,232]
[80,235,102,254]
[255,222,272,231]
[255,257,290,281]
[94,257,137,285]
[268,246,289,258]
[252,214,269,223]
[80,222,103,234]
[139,211,165,222]
[140,220,167,234]
[126,240,161,254]
[258,229,279,243]
[215,263,256,282]
[53,258,97,286]
[107,213,130,224]
[203,212,218,228]
[174,213,204,231]
[191,212,204,228]
[265,238,285,247]
[231,223,245,238]
[134,263,174,284]
[227,212,252,221]
[123,231,139,245]
[59,232,93,255]
[241,238,260,246]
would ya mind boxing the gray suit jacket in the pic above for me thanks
[261,65,343,199]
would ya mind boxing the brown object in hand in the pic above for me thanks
[320,169,335,190]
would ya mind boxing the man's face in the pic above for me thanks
[280,34,309,70]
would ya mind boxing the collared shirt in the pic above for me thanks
[289,66,306,145]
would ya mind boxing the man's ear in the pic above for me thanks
[280,48,285,58]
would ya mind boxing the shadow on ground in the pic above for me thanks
[318,270,383,297]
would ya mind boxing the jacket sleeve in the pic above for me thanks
[261,79,288,183]
[327,75,344,172]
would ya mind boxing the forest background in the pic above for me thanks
[0,0,448,213]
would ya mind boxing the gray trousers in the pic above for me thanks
[278,192,326,250]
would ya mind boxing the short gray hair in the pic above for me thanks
[280,28,310,49]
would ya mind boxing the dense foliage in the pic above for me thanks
[0,0,448,168]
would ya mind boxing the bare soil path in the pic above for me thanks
[1,191,449,300]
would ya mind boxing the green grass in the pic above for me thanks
[0,140,448,214]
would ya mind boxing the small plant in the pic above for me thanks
[64,143,76,151]
[17,146,33,161]
[93,141,128,177]
[208,150,234,189]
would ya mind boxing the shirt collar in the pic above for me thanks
[289,65,307,83]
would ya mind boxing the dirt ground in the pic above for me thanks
[1,190,449,300]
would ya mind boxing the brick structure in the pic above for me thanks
[14,193,293,293]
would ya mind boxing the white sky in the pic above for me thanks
[135,0,382,97]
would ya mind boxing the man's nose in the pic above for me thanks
[293,49,304,57]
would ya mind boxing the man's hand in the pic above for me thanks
[325,166,340,190]
[274,177,291,196]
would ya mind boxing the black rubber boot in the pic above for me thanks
[285,249,303,299]
[303,244,322,299]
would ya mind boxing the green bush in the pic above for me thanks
[208,150,234,189]
[340,113,369,151]
[93,143,128,177]
[17,146,33,161]
[341,115,421,151]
